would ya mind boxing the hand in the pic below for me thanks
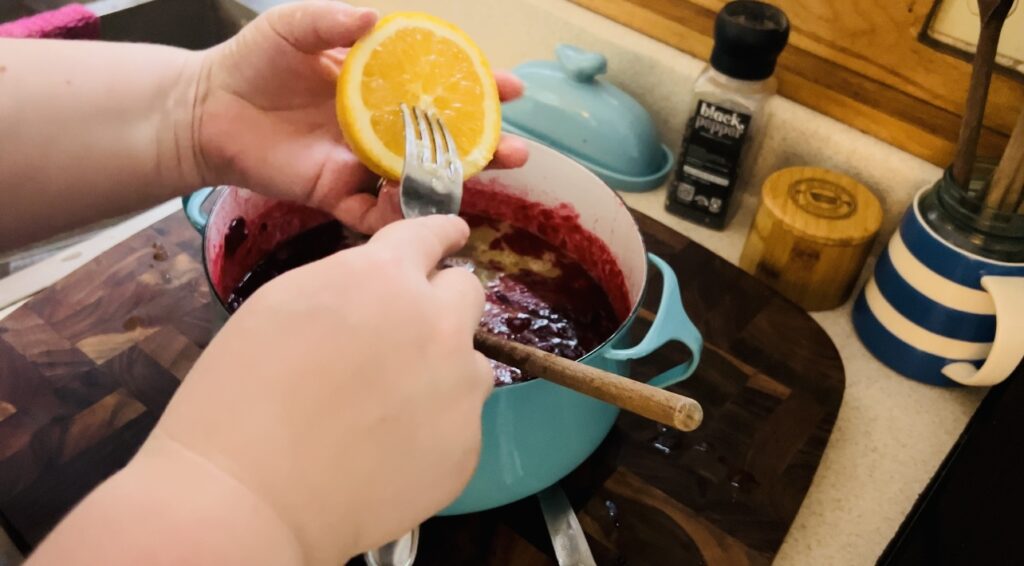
[193,1,528,234]
[143,215,492,564]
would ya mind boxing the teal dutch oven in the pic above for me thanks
[182,138,702,514]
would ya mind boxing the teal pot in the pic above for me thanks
[182,138,703,514]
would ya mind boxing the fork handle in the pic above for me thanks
[364,528,419,566]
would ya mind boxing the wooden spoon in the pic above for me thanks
[951,0,1015,190]
[474,330,704,432]
[985,105,1024,211]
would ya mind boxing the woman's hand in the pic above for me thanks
[148,215,492,563]
[11,5,504,565]
[28,216,492,566]
[193,1,528,234]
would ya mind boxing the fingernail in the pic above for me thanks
[354,7,380,20]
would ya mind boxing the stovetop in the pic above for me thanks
[878,367,1024,565]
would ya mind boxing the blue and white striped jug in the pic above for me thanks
[852,186,1024,387]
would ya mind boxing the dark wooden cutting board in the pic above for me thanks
[0,209,844,564]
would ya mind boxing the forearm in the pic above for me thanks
[25,431,307,566]
[0,39,203,251]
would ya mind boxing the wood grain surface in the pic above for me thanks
[0,210,845,565]
[570,0,1024,168]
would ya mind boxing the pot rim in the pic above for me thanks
[199,162,651,390]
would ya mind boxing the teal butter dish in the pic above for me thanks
[501,44,674,192]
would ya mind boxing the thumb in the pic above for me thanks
[330,183,403,235]
[264,1,379,54]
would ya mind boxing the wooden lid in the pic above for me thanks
[760,166,882,245]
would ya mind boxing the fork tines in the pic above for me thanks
[400,103,461,177]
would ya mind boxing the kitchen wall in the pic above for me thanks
[571,0,1024,169]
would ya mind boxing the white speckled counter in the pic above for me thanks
[0,1,990,564]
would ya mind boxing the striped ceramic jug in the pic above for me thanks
[852,172,1024,387]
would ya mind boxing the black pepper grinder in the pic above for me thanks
[665,0,790,230]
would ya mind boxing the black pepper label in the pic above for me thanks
[667,100,752,223]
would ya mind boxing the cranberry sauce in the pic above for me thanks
[450,214,620,384]
[461,180,631,322]
[224,215,621,386]
[225,220,359,312]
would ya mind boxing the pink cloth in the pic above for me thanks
[0,4,99,39]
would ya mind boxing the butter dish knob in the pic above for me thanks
[555,44,607,83]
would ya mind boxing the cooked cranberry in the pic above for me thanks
[226,214,620,386]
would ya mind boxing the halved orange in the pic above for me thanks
[336,12,501,180]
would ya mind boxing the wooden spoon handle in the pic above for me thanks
[1001,156,1024,214]
[474,330,703,432]
[951,0,1013,188]
[984,105,1024,210]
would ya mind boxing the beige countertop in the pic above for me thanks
[0,0,992,564]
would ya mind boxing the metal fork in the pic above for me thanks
[363,105,465,566]
[364,528,419,566]
[396,103,464,218]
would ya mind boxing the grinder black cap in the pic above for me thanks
[710,1,790,81]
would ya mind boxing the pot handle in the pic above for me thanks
[603,253,703,389]
[182,187,216,233]
[941,275,1024,386]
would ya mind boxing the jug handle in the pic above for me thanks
[603,253,703,389]
[942,275,1024,386]
[182,187,216,233]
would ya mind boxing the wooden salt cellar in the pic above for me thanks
[739,166,882,311]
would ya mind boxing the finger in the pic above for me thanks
[368,215,471,273]
[317,47,350,79]
[265,1,378,54]
[330,185,402,234]
[485,135,529,170]
[305,145,382,205]
[495,71,524,102]
[317,47,350,73]
[322,47,350,63]
[430,266,485,331]
[473,352,496,401]
[318,58,341,80]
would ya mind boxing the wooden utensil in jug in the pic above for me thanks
[474,330,703,432]
[951,0,1015,190]
[984,105,1024,212]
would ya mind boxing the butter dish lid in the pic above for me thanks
[501,44,674,192]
